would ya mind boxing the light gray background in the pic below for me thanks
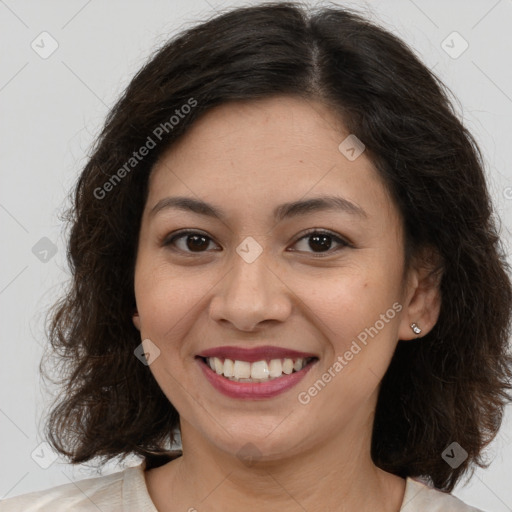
[1,0,511,509]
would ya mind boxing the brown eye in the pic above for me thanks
[164,230,219,253]
[290,230,350,256]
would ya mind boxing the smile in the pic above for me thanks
[195,346,318,399]
[202,356,314,382]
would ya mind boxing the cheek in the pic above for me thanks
[134,259,206,347]
[296,277,402,423]
[295,264,400,344]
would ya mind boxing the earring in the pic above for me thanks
[410,323,422,335]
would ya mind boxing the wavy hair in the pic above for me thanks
[41,1,512,492]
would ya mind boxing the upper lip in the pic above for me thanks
[197,345,318,363]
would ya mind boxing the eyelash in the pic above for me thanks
[162,228,352,257]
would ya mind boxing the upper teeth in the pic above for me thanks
[206,357,310,381]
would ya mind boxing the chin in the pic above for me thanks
[204,424,310,465]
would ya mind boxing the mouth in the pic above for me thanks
[198,355,317,382]
[195,346,319,399]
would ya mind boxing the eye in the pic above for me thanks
[163,230,219,254]
[162,229,351,256]
[290,229,350,256]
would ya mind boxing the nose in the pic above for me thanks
[208,245,293,332]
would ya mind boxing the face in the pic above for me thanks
[132,95,433,462]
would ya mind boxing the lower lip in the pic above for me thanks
[197,358,317,400]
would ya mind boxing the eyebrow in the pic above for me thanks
[149,194,368,222]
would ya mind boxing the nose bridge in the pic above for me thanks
[209,238,291,330]
[231,240,271,295]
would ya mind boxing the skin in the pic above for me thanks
[132,95,442,511]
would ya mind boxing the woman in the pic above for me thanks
[2,2,511,511]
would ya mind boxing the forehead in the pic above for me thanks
[146,96,398,227]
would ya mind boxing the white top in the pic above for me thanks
[0,462,486,511]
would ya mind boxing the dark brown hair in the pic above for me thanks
[41,1,512,492]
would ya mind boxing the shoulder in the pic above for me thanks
[401,477,486,512]
[0,463,157,512]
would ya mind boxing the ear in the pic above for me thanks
[132,307,141,331]
[398,245,443,340]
